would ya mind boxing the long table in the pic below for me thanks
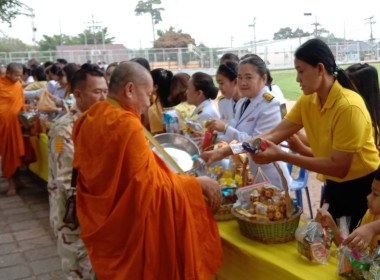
[215,220,342,280]
[29,133,49,182]
[28,133,343,279]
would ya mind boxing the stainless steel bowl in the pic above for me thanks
[18,111,38,128]
[150,133,200,173]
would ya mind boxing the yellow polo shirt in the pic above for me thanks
[148,100,164,134]
[285,80,380,182]
[361,210,380,250]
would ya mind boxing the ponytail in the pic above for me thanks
[335,66,356,92]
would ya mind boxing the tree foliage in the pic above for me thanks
[0,36,31,52]
[154,27,194,48]
[0,0,30,26]
[135,0,164,45]
[38,28,115,51]
[273,27,310,40]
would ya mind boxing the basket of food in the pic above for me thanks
[231,162,302,244]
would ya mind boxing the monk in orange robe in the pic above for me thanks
[0,63,25,195]
[72,62,223,279]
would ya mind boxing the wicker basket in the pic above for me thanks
[215,203,234,221]
[232,206,302,243]
[231,162,302,244]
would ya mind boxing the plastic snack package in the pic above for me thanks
[368,246,380,280]
[337,216,371,279]
[295,221,332,264]
[184,119,204,137]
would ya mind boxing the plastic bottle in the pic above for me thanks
[65,93,76,107]
[191,155,207,176]
[166,117,180,134]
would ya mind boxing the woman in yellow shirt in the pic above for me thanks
[202,38,380,232]
[148,68,173,134]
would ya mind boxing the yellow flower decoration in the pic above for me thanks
[235,174,242,186]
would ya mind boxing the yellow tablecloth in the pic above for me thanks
[216,220,343,280]
[29,133,48,182]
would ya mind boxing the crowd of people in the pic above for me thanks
[1,37,380,279]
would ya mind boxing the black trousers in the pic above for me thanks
[322,168,378,233]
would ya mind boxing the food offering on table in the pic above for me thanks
[336,216,371,279]
[369,247,380,280]
[295,221,333,264]
[231,165,302,244]
[188,149,251,221]
[214,166,248,205]
[337,245,371,279]
[233,182,291,222]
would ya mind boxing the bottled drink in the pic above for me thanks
[191,155,207,176]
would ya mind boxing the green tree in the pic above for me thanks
[273,27,293,40]
[273,27,310,40]
[0,37,31,52]
[0,0,30,26]
[38,28,115,51]
[292,28,310,38]
[135,0,164,46]
[38,34,72,51]
[81,27,115,45]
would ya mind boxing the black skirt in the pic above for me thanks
[322,168,378,233]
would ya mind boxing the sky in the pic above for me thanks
[1,0,380,49]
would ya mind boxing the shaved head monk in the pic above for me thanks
[72,62,223,279]
[0,62,25,195]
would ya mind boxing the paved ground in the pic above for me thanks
[0,167,64,280]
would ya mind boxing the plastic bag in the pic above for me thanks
[295,221,332,264]
[369,247,380,280]
[337,216,371,279]
[37,88,58,112]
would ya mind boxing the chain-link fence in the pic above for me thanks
[1,40,379,72]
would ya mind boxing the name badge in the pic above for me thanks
[246,117,255,122]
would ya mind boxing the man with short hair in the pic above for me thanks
[47,63,108,279]
[0,62,25,195]
[72,61,223,279]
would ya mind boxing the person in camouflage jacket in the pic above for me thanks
[48,64,107,279]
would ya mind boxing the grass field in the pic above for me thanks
[271,62,380,100]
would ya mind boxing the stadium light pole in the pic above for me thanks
[304,13,312,38]
[248,17,256,53]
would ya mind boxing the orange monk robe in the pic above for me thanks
[0,76,25,178]
[73,100,223,280]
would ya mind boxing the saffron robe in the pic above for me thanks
[72,100,223,280]
[0,76,25,178]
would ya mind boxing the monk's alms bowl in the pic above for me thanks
[151,133,200,173]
